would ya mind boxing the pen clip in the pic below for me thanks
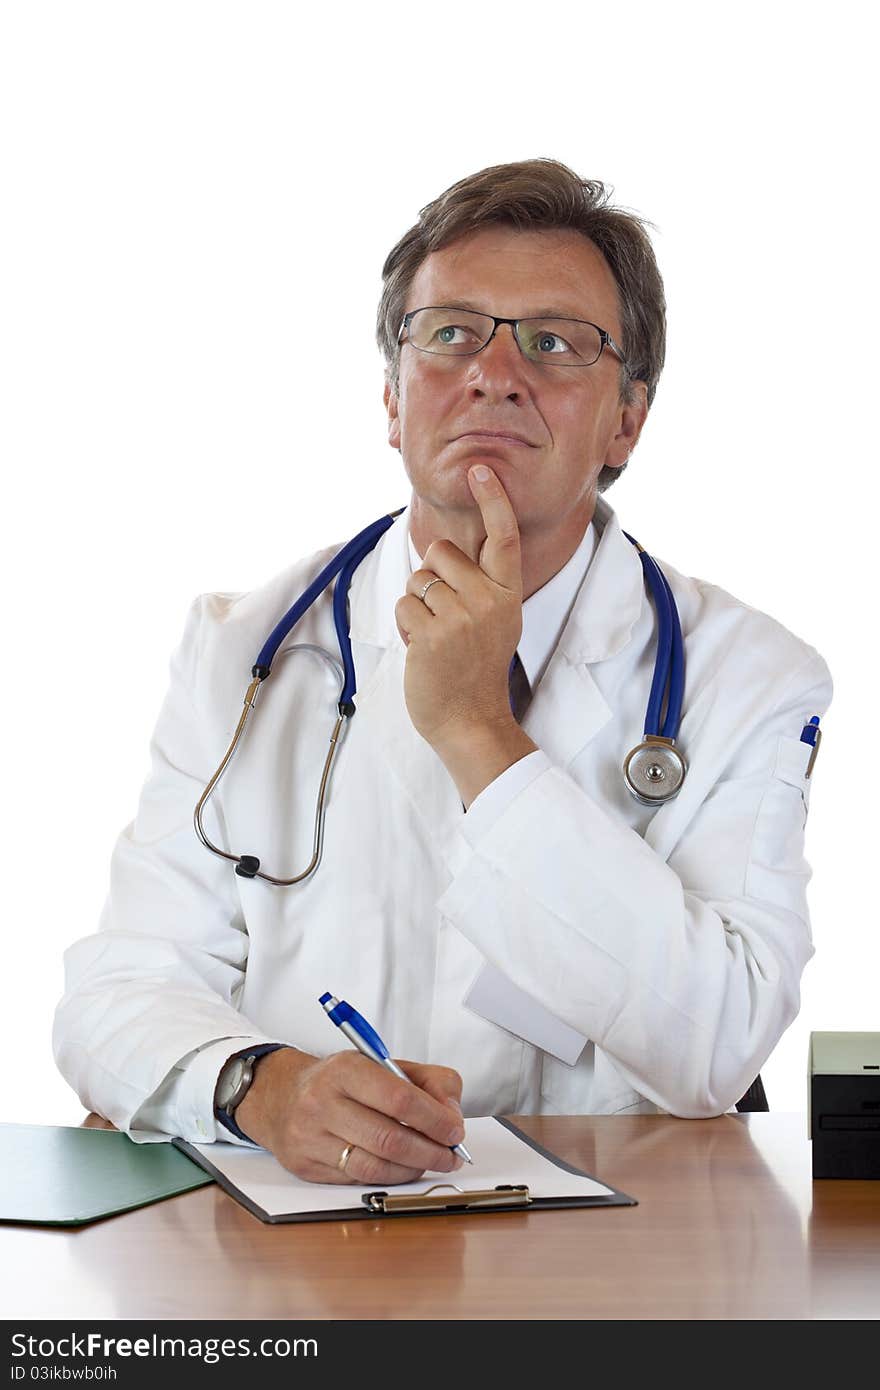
[805,726,822,778]
[361,1183,531,1213]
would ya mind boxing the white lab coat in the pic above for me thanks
[54,495,833,1138]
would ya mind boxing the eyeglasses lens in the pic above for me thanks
[406,308,602,365]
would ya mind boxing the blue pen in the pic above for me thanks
[319,992,473,1164]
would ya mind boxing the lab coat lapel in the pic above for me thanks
[347,505,411,653]
[522,496,646,768]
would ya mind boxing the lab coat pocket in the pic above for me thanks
[773,733,815,801]
[744,734,813,912]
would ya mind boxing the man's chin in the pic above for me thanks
[413,479,525,524]
[406,452,526,510]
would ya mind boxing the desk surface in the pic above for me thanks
[2,1113,878,1320]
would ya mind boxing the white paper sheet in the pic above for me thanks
[183,1117,615,1217]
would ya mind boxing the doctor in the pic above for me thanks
[54,159,832,1186]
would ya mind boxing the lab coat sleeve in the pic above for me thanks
[465,750,550,829]
[52,597,283,1142]
[437,651,833,1117]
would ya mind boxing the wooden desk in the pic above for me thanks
[2,1114,878,1320]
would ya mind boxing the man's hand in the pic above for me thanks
[395,464,522,746]
[234,1046,466,1185]
[395,464,538,805]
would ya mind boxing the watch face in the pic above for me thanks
[216,1057,248,1109]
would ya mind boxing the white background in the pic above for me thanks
[1,1,874,1126]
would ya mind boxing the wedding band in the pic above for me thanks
[419,577,443,602]
[338,1143,355,1173]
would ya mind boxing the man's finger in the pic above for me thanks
[466,464,522,592]
[325,1096,463,1174]
[310,1146,427,1187]
[335,1053,465,1148]
[399,1061,464,1113]
[395,593,433,646]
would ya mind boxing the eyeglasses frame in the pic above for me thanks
[397,305,627,370]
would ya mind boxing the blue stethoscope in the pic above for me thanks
[194,509,687,885]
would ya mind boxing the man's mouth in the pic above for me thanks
[453,430,537,447]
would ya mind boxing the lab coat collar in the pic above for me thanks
[347,492,645,666]
[554,494,645,665]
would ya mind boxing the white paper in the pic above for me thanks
[184,1116,614,1217]
[464,963,588,1066]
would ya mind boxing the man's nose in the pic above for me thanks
[464,322,529,402]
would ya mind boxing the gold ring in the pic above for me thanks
[419,577,443,602]
[338,1143,355,1173]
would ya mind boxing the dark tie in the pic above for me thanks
[508,651,533,725]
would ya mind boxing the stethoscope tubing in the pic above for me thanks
[254,510,404,690]
[192,645,351,885]
[643,552,683,738]
[332,545,370,711]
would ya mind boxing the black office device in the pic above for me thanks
[810,1032,880,1179]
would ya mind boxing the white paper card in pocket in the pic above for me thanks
[464,963,588,1066]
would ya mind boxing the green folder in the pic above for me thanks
[0,1123,214,1226]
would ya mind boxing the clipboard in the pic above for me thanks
[173,1116,637,1223]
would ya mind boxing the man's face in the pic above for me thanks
[384,225,648,538]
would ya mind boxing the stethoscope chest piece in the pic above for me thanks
[623,736,687,807]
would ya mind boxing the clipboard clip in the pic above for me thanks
[361,1183,532,1213]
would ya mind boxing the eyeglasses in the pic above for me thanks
[398,306,626,369]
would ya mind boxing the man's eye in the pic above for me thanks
[536,332,571,353]
[434,324,475,345]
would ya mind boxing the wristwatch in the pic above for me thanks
[214,1043,287,1142]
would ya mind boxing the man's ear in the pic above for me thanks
[383,379,401,450]
[605,381,648,472]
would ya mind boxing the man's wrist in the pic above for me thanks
[233,1046,313,1150]
[214,1043,290,1143]
[432,718,539,810]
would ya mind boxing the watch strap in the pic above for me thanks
[215,1042,288,1144]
